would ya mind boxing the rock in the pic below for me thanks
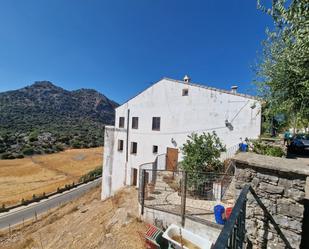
[292,179,306,190]
[282,229,302,248]
[105,233,113,239]
[251,177,260,187]
[306,177,309,200]
[284,188,305,202]
[257,173,279,185]
[278,178,292,189]
[277,199,304,218]
[80,208,88,213]
[259,182,284,194]
[273,215,302,232]
[235,169,253,182]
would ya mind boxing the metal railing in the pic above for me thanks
[213,184,292,249]
[139,169,234,226]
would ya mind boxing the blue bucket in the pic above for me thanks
[214,205,225,225]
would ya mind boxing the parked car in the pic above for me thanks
[288,134,309,154]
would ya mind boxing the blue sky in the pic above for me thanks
[0,0,273,103]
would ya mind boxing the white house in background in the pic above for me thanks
[101,76,261,200]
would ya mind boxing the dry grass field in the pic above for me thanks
[0,147,103,206]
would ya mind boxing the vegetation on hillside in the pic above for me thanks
[0,81,118,159]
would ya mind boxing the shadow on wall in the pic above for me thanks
[300,199,309,249]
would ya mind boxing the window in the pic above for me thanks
[119,117,125,128]
[132,117,139,129]
[131,142,137,154]
[182,88,189,96]
[153,145,158,154]
[118,140,124,151]
[152,117,161,131]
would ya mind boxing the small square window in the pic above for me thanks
[131,142,137,154]
[119,117,125,128]
[182,89,189,96]
[132,117,139,129]
[153,145,158,154]
[118,140,124,151]
[152,117,160,131]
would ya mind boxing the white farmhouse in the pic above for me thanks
[101,76,261,200]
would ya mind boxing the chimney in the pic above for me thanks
[183,75,191,83]
[231,85,238,93]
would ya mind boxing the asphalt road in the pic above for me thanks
[0,178,101,230]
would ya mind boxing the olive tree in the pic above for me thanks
[256,0,309,130]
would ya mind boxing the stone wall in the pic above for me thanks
[233,153,309,249]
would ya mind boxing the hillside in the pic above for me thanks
[0,186,146,249]
[0,81,118,159]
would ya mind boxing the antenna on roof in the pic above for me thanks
[183,75,191,83]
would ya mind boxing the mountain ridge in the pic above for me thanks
[0,81,118,159]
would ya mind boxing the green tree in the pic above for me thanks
[256,0,309,129]
[181,132,226,188]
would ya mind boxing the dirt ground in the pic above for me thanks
[0,186,147,249]
[0,147,103,205]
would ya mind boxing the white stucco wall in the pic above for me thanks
[102,78,261,199]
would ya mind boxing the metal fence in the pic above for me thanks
[212,185,292,249]
[139,169,234,226]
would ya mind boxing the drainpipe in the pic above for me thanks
[124,108,130,185]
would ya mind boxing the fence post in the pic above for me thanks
[181,171,187,227]
[141,169,146,215]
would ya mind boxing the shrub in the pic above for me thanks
[16,154,24,159]
[79,166,102,182]
[181,132,226,188]
[29,131,39,142]
[1,152,11,159]
[1,152,15,159]
[251,140,285,157]
[22,147,34,156]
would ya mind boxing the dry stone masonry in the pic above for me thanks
[233,153,309,249]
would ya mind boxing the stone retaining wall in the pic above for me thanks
[233,153,309,249]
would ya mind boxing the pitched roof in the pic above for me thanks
[117,77,261,108]
[163,77,260,101]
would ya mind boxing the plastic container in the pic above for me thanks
[162,224,213,249]
[214,205,225,225]
[239,143,248,152]
[225,207,233,220]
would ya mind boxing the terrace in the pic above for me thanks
[138,153,309,249]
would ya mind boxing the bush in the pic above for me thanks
[0,203,6,212]
[79,166,102,182]
[181,132,226,188]
[1,152,15,159]
[55,144,64,151]
[22,147,34,156]
[71,140,82,149]
[251,140,285,157]
[29,131,39,142]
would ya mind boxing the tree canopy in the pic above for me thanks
[256,0,309,129]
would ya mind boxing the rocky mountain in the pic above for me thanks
[0,81,118,159]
